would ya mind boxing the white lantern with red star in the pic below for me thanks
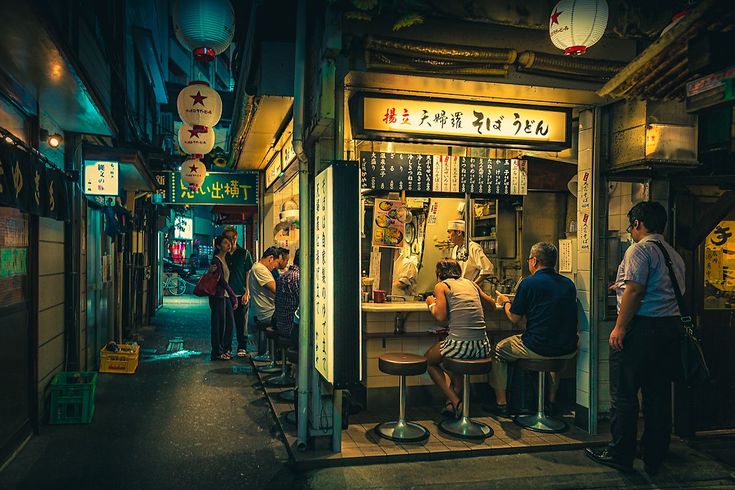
[549,0,608,56]
[172,0,235,62]
[177,81,222,127]
[180,157,207,191]
[178,123,215,155]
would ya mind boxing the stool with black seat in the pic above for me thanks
[373,353,429,443]
[266,335,295,387]
[513,358,568,433]
[438,357,494,440]
[281,348,299,424]
[278,348,299,403]
[253,320,272,362]
[257,327,281,374]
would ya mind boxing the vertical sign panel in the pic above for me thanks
[314,162,361,387]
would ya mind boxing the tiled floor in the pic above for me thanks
[254,358,608,468]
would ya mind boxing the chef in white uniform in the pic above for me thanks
[391,247,419,298]
[447,219,493,284]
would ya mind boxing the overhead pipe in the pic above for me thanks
[294,0,309,452]
[516,51,626,80]
[365,35,517,64]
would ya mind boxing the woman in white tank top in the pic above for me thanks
[425,259,494,418]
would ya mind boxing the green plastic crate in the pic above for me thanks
[49,371,97,424]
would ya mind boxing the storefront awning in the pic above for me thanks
[598,0,735,100]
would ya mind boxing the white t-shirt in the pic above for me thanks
[249,262,276,321]
[392,254,418,297]
[452,241,493,281]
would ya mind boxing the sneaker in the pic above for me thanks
[236,349,248,358]
[584,447,634,473]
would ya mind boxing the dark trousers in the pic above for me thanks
[608,315,681,468]
[253,316,273,355]
[234,300,249,351]
[209,296,235,358]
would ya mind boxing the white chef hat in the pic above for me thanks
[447,220,465,232]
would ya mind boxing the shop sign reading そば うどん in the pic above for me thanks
[350,93,572,151]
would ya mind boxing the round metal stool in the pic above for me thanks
[277,348,299,402]
[513,358,569,433]
[438,357,494,440]
[257,327,281,373]
[373,353,429,443]
[253,321,272,362]
[266,336,296,387]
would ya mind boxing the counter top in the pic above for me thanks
[362,302,430,313]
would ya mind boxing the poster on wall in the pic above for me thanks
[558,239,573,273]
[314,162,361,387]
[372,199,406,249]
[704,220,735,309]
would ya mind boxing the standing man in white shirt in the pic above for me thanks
[586,201,685,476]
[447,219,493,285]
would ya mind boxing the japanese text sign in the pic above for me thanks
[265,154,282,189]
[314,162,361,387]
[351,93,572,150]
[84,160,119,196]
[164,171,258,206]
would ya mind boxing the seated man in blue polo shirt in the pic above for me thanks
[490,241,578,416]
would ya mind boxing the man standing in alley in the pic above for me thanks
[224,225,254,357]
[586,201,685,475]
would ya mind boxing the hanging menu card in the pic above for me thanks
[360,151,527,196]
[360,152,433,192]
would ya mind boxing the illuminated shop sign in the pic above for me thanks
[174,216,193,240]
[161,171,258,206]
[350,93,572,150]
[264,153,282,189]
[84,160,119,196]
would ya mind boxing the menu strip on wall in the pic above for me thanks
[360,151,527,196]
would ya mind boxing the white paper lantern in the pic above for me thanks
[178,123,215,155]
[549,0,608,56]
[172,0,235,61]
[180,157,207,191]
[177,82,222,127]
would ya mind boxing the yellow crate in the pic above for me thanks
[99,344,140,374]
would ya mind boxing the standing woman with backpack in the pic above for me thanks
[209,236,239,360]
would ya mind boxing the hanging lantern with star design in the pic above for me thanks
[549,0,609,56]
[177,81,222,127]
[172,0,235,63]
[178,123,215,155]
[180,157,207,191]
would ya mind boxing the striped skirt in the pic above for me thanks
[440,335,492,359]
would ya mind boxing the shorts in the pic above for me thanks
[440,336,491,359]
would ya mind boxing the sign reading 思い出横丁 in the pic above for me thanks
[351,93,572,151]
[161,171,259,206]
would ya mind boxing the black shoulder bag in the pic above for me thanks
[651,241,710,386]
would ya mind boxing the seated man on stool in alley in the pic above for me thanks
[489,242,578,417]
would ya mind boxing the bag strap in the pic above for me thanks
[650,240,691,322]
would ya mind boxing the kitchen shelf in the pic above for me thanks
[471,236,497,241]
[474,215,496,220]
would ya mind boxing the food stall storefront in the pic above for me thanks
[257,67,612,462]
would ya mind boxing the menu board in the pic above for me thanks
[372,199,406,248]
[360,151,527,196]
[314,162,361,387]
[360,152,433,192]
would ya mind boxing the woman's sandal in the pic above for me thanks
[441,401,456,417]
[454,401,464,419]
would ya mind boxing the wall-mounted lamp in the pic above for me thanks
[40,129,63,149]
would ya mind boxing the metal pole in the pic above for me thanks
[399,376,406,422]
[463,374,470,418]
[537,372,545,417]
[293,0,310,451]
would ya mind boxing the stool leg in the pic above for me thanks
[439,374,493,440]
[514,371,568,433]
[374,375,429,443]
[266,347,295,386]
[258,338,280,373]
[254,330,271,362]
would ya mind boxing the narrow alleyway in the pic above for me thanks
[0,297,299,489]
